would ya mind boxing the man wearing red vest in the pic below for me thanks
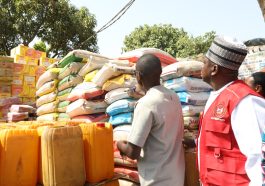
[198,36,265,186]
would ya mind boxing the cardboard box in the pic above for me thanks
[39,57,54,67]
[22,97,36,104]
[29,87,36,98]
[0,85,11,98]
[23,75,36,86]
[12,75,24,85]
[0,77,13,82]
[0,61,14,68]
[35,50,46,58]
[14,54,28,64]
[12,84,34,98]
[27,57,39,66]
[0,62,14,82]
[13,64,29,75]
[0,56,14,63]
[11,45,46,58]
[21,84,36,98]
[0,68,13,77]
[11,85,23,97]
[11,45,27,57]
[28,65,38,76]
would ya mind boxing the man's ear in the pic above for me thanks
[211,64,219,76]
[136,73,143,87]
[255,84,262,94]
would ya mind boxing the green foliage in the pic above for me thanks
[123,24,215,58]
[0,0,98,57]
[33,40,47,52]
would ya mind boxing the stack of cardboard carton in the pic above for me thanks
[0,45,60,121]
[0,56,14,98]
[0,56,22,121]
[9,45,58,104]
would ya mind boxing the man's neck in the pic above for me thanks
[144,82,160,92]
[212,79,236,91]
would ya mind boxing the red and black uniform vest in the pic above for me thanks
[198,80,261,186]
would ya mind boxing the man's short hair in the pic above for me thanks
[136,54,162,77]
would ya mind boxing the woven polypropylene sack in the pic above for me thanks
[163,77,212,92]
[36,68,60,89]
[67,82,105,102]
[36,91,57,107]
[36,80,58,97]
[161,61,203,81]
[58,62,84,80]
[105,88,131,105]
[58,74,83,91]
[102,74,137,92]
[66,99,107,118]
[106,99,136,116]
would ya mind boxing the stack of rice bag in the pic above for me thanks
[8,104,36,122]
[65,51,112,122]
[102,66,144,185]
[36,68,60,121]
[57,62,84,121]
[113,125,140,185]
[103,64,137,127]
[162,61,212,151]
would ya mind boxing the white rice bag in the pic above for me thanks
[176,91,210,106]
[66,99,107,118]
[105,88,131,105]
[163,77,212,92]
[182,105,204,117]
[161,61,203,81]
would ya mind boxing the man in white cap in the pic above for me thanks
[198,36,265,186]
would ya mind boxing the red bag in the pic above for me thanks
[114,167,139,183]
[72,113,109,123]
[113,141,137,168]
[118,48,177,66]
[67,82,105,102]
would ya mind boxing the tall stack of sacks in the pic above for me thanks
[67,56,131,122]
[102,64,137,127]
[62,51,110,122]
[162,61,212,152]
[36,68,61,121]
[56,50,91,121]
[66,82,108,122]
[113,125,140,184]
[57,62,84,121]
[103,69,142,185]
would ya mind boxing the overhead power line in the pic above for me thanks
[97,0,135,33]
[77,0,136,48]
